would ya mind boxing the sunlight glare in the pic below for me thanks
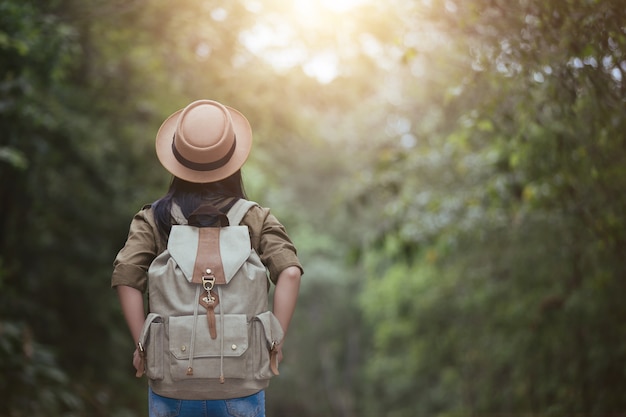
[303,51,339,84]
[240,0,369,83]
[294,0,366,17]
[322,0,366,12]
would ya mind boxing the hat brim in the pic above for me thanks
[155,104,253,183]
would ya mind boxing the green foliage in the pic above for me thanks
[0,321,83,416]
[352,0,626,415]
[0,1,156,415]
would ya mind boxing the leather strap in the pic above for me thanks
[199,290,219,339]
[191,228,226,285]
[188,204,229,227]
[270,345,280,376]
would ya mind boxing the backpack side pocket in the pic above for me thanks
[251,311,284,380]
[147,320,164,380]
[139,313,164,381]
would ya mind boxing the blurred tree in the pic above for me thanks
[352,0,626,415]
[1,1,87,415]
[0,0,163,415]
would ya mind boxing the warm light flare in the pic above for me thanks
[240,0,371,83]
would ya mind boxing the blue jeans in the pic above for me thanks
[148,387,265,417]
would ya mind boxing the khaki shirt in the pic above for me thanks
[111,199,303,292]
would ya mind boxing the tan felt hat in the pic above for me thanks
[155,100,252,183]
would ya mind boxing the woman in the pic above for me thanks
[112,100,302,417]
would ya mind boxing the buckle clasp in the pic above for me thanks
[202,268,215,291]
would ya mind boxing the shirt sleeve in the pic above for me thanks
[243,205,304,284]
[111,207,160,292]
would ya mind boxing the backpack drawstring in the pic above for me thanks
[186,285,202,376]
[218,285,225,384]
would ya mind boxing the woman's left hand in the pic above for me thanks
[133,347,145,377]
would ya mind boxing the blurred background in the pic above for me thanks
[1,0,625,415]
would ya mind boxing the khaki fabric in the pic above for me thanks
[138,199,284,399]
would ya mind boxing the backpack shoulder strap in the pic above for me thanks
[171,203,187,225]
[227,199,258,225]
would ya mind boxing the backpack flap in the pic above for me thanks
[167,225,251,285]
[166,226,199,283]
[255,311,284,347]
[218,226,252,284]
[138,313,163,348]
[254,311,285,376]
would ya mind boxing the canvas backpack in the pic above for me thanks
[137,199,284,400]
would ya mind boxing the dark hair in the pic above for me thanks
[152,170,247,238]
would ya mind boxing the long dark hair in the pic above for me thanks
[152,170,247,238]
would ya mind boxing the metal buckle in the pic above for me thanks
[202,268,215,291]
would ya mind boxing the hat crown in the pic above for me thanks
[155,99,252,183]
[175,101,235,164]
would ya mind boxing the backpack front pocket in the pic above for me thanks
[168,314,249,380]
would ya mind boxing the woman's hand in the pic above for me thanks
[133,346,145,377]
[275,342,284,364]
